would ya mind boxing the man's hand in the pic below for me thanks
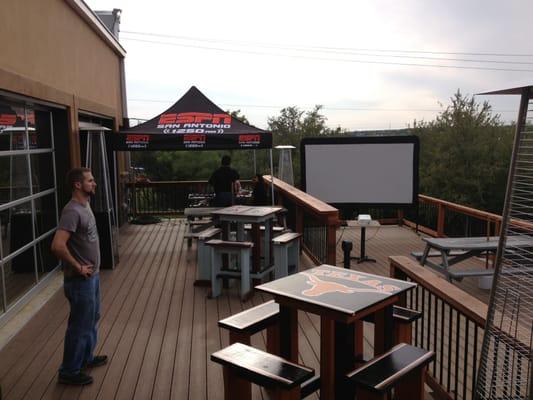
[78,264,94,279]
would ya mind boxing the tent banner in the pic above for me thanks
[113,130,271,151]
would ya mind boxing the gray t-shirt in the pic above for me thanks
[58,199,100,277]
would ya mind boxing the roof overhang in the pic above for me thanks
[64,0,126,58]
[477,83,533,96]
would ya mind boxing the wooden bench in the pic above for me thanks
[185,220,214,247]
[218,300,280,353]
[194,227,222,285]
[211,342,314,400]
[410,250,466,260]
[392,306,422,344]
[206,239,254,300]
[346,343,434,400]
[361,306,422,347]
[448,268,494,281]
[272,232,301,278]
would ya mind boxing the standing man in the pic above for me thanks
[51,168,107,385]
[209,155,241,207]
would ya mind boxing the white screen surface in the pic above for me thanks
[304,142,416,204]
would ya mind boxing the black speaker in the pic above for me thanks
[94,211,118,269]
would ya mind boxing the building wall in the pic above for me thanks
[0,0,128,321]
[0,0,122,120]
[0,0,125,165]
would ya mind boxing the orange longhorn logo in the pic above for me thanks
[301,273,388,297]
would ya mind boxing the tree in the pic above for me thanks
[413,90,514,213]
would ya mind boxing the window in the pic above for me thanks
[0,99,60,312]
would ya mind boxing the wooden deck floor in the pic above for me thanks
[0,220,489,400]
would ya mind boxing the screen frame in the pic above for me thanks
[300,135,419,208]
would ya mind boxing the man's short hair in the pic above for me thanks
[221,155,231,166]
[66,167,91,190]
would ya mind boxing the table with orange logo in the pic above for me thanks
[256,264,416,400]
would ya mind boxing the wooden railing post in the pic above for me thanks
[295,206,303,234]
[437,203,446,237]
[326,216,337,265]
[397,209,404,226]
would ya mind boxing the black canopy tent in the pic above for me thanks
[112,86,275,203]
[113,86,271,151]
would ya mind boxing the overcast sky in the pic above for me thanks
[86,0,532,131]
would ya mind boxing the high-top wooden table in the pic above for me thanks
[257,264,416,400]
[211,205,284,272]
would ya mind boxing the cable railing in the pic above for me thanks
[390,255,488,400]
[404,195,502,238]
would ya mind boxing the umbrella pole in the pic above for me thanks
[269,149,275,205]
[253,150,257,175]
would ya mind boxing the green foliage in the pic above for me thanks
[413,90,514,213]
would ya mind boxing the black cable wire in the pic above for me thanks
[120,37,533,73]
[121,30,533,58]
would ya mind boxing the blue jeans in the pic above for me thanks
[59,274,100,375]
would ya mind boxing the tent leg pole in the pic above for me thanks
[270,149,275,205]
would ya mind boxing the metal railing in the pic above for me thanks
[126,180,253,216]
[390,255,488,400]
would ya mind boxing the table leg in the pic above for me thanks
[279,305,298,362]
[264,219,271,269]
[373,305,394,355]
[236,222,245,241]
[251,223,261,274]
[335,321,356,400]
[420,243,430,265]
[352,226,376,263]
[321,317,336,400]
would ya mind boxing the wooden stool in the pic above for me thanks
[218,300,280,353]
[392,305,422,345]
[206,239,254,300]
[272,232,301,278]
[195,227,222,284]
[211,342,314,400]
[346,343,434,400]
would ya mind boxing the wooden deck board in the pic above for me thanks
[0,220,482,399]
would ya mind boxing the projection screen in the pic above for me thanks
[301,136,419,206]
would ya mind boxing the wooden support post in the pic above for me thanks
[437,204,446,237]
[394,322,413,345]
[223,366,251,400]
[326,221,337,266]
[267,386,301,400]
[356,387,386,400]
[295,206,303,234]
[266,323,281,355]
[397,209,405,226]
[395,365,427,400]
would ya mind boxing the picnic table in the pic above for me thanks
[418,235,533,281]
[256,264,416,400]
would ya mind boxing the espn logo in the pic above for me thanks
[126,134,150,143]
[159,112,231,125]
[0,114,16,126]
